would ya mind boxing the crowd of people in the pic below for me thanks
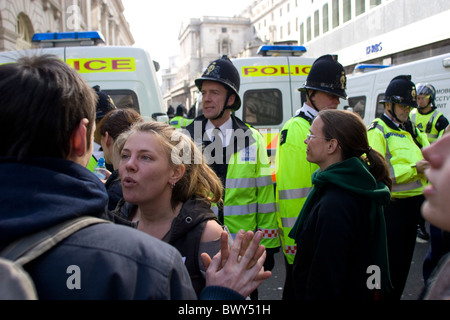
[1,51,450,300]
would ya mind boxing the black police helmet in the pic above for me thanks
[93,85,117,120]
[176,104,186,116]
[298,54,347,99]
[381,75,418,108]
[195,55,241,111]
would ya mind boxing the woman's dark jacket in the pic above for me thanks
[106,196,221,298]
[289,157,392,300]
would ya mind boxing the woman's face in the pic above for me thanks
[422,134,450,232]
[304,116,331,167]
[119,132,174,205]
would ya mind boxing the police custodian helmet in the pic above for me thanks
[298,54,347,99]
[380,75,418,108]
[195,55,241,111]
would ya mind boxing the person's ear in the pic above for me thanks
[104,131,114,147]
[328,138,340,154]
[169,164,186,186]
[71,119,89,157]
[227,94,236,107]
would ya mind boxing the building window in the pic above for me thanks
[370,0,382,8]
[300,23,305,45]
[332,0,340,28]
[323,4,329,33]
[222,28,227,33]
[16,13,33,49]
[314,10,320,38]
[356,0,366,16]
[343,0,352,23]
[288,21,291,36]
[306,16,312,42]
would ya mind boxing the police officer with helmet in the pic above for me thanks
[185,56,280,299]
[275,54,347,299]
[367,75,429,300]
[411,83,449,144]
[410,83,449,243]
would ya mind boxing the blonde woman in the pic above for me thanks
[106,121,226,297]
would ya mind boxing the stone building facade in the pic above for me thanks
[0,0,134,52]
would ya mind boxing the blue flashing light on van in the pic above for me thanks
[32,31,105,47]
[257,45,307,57]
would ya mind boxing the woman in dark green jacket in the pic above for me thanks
[289,109,393,300]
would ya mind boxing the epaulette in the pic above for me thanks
[367,121,378,131]
[280,129,288,146]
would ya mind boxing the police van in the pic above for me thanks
[229,45,317,172]
[0,31,168,123]
[339,52,450,126]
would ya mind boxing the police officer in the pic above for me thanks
[185,56,280,295]
[410,83,449,243]
[367,75,429,300]
[275,55,347,300]
[170,104,190,129]
[411,83,449,144]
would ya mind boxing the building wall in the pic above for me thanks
[162,0,450,113]
[163,16,252,111]
[0,0,134,52]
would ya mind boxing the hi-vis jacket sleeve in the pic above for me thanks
[255,130,280,249]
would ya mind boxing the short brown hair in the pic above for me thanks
[0,54,97,159]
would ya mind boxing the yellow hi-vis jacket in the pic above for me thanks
[275,113,319,264]
[169,116,185,129]
[410,108,446,143]
[187,115,279,249]
[367,115,429,199]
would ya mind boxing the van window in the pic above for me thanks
[347,96,366,119]
[243,89,283,126]
[103,89,139,113]
[375,94,385,119]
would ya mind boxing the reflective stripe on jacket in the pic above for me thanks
[187,115,279,249]
[367,116,429,198]
[410,109,443,143]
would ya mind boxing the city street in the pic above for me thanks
[258,235,431,300]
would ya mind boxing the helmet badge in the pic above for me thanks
[340,71,346,90]
[411,86,417,102]
[205,62,220,79]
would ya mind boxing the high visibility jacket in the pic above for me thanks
[169,116,185,129]
[186,115,279,249]
[410,108,448,143]
[275,112,319,264]
[367,115,429,199]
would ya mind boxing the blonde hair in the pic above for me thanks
[116,121,223,208]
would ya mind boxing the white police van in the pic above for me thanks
[339,52,450,125]
[0,31,168,123]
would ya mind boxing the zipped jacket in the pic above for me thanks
[0,158,196,300]
[186,115,279,249]
[410,108,449,143]
[275,107,319,264]
[367,114,429,198]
